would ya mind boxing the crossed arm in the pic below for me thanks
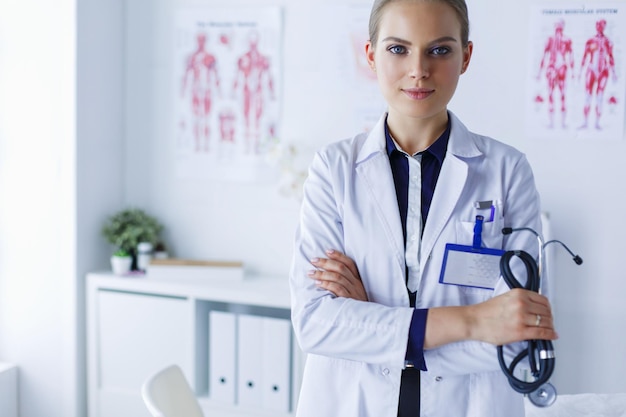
[308,249,558,350]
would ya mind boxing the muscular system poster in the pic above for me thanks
[174,7,282,181]
[527,4,625,140]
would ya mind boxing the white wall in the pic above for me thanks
[123,0,626,396]
[0,1,125,416]
[77,0,126,416]
[0,1,78,416]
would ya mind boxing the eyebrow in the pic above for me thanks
[380,36,459,45]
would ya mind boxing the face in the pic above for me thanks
[366,1,472,124]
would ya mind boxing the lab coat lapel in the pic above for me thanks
[420,154,467,265]
[420,112,480,264]
[355,115,406,274]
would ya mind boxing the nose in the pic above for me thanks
[409,55,429,80]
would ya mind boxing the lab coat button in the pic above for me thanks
[435,376,443,382]
[382,368,390,376]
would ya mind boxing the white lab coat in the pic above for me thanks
[289,111,543,417]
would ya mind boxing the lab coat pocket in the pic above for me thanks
[456,218,504,251]
[450,220,503,303]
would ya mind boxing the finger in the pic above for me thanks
[510,289,554,320]
[528,312,554,329]
[522,295,555,326]
[522,326,559,341]
[308,269,352,297]
[311,257,357,283]
[324,249,360,279]
[308,268,351,289]
[525,292,552,310]
[318,280,352,298]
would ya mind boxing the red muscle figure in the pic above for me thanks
[537,20,574,129]
[579,19,617,130]
[181,32,221,151]
[232,30,275,154]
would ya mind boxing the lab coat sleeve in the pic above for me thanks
[290,150,414,369]
[424,152,544,376]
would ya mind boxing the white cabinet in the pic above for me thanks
[97,291,193,417]
[87,272,303,417]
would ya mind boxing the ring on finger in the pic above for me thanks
[535,314,542,327]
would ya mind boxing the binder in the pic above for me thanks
[237,314,264,407]
[209,311,237,404]
[261,317,292,412]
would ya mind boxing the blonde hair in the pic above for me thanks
[368,0,470,47]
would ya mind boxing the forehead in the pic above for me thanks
[377,1,462,40]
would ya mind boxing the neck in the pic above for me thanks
[387,111,449,155]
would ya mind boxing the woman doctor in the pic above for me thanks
[289,1,557,416]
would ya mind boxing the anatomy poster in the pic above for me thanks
[320,4,386,134]
[527,4,626,140]
[345,5,387,133]
[174,7,282,181]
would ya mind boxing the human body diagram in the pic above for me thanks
[579,19,617,130]
[537,20,575,129]
[231,31,276,154]
[181,33,221,152]
[534,17,620,132]
[178,28,278,156]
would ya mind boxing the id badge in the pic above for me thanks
[439,243,504,290]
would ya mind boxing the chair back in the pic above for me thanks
[141,364,204,417]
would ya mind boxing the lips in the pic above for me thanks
[403,88,434,100]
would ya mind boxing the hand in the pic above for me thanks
[469,288,557,345]
[308,249,368,301]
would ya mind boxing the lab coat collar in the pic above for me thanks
[356,114,388,164]
[447,111,482,159]
[356,111,483,164]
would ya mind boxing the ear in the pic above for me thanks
[461,41,473,74]
[365,41,376,72]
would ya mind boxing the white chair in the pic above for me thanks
[141,364,204,417]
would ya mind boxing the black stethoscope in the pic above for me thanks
[497,226,583,408]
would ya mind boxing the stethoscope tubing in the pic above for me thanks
[497,250,556,395]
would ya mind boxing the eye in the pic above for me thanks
[388,45,407,55]
[430,46,451,56]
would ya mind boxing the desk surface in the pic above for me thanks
[87,272,291,309]
[524,393,626,417]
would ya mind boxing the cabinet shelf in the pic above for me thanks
[86,272,303,417]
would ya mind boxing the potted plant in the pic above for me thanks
[102,208,164,270]
[110,249,132,275]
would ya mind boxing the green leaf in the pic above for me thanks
[102,208,163,255]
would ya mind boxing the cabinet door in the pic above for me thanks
[209,311,236,404]
[261,317,292,412]
[97,290,192,417]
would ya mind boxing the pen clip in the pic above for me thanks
[473,215,484,249]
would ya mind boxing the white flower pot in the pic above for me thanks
[111,256,132,275]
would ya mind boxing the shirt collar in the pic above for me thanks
[384,114,450,163]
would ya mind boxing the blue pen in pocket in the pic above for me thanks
[473,215,484,248]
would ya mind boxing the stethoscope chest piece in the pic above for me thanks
[527,382,557,407]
